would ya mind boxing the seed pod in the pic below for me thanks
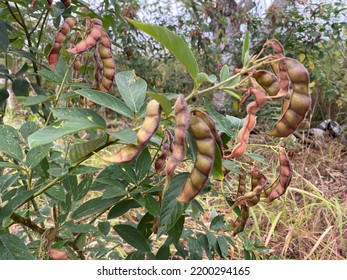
[236,171,247,198]
[232,205,249,236]
[101,100,161,163]
[191,110,223,155]
[48,17,77,69]
[235,168,267,207]
[96,41,115,92]
[48,249,69,260]
[67,19,103,54]
[267,147,292,202]
[264,39,311,138]
[154,129,174,174]
[60,0,71,8]
[47,0,53,5]
[177,115,215,203]
[224,88,267,159]
[162,95,190,175]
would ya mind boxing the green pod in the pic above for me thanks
[177,115,215,203]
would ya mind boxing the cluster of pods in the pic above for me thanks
[47,17,115,93]
[47,19,310,234]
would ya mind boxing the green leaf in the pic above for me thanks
[63,222,97,234]
[71,196,120,219]
[226,115,244,129]
[75,89,133,118]
[45,185,66,202]
[245,153,269,165]
[167,215,184,244]
[98,221,111,236]
[12,79,30,97]
[102,180,127,199]
[217,235,229,258]
[22,95,52,106]
[135,148,151,182]
[38,69,63,83]
[196,72,217,84]
[73,174,93,201]
[155,244,170,260]
[0,125,23,161]
[108,129,137,145]
[224,89,241,101]
[15,63,29,77]
[204,100,233,137]
[0,189,36,225]
[0,162,23,171]
[25,143,52,168]
[137,212,154,239]
[188,237,203,259]
[0,232,34,260]
[28,118,106,148]
[158,173,189,236]
[51,108,106,127]
[0,89,9,108]
[222,160,241,174]
[128,19,198,80]
[69,136,107,164]
[108,199,141,219]
[147,92,172,116]
[113,224,151,252]
[242,30,250,66]
[211,142,224,180]
[115,70,147,113]
[220,65,229,82]
[20,121,39,141]
[144,194,160,217]
[210,215,227,230]
[0,21,9,52]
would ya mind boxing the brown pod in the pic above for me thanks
[48,249,70,260]
[67,19,103,54]
[267,147,293,202]
[236,172,247,198]
[60,0,71,8]
[235,168,267,207]
[97,42,115,92]
[48,17,77,69]
[232,205,249,236]
[191,110,223,156]
[101,100,161,163]
[177,115,215,203]
[162,94,190,175]
[264,39,311,138]
[224,88,267,159]
[154,129,174,174]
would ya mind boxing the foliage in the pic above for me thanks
[0,0,344,261]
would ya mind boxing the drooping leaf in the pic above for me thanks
[158,173,189,236]
[69,135,107,164]
[12,79,30,97]
[167,215,184,244]
[217,235,229,258]
[71,196,120,219]
[75,89,133,118]
[37,69,63,83]
[28,118,106,148]
[0,125,23,161]
[135,148,151,182]
[115,70,147,113]
[0,233,34,260]
[188,237,203,260]
[19,121,39,141]
[113,224,151,252]
[128,19,198,80]
[144,194,160,217]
